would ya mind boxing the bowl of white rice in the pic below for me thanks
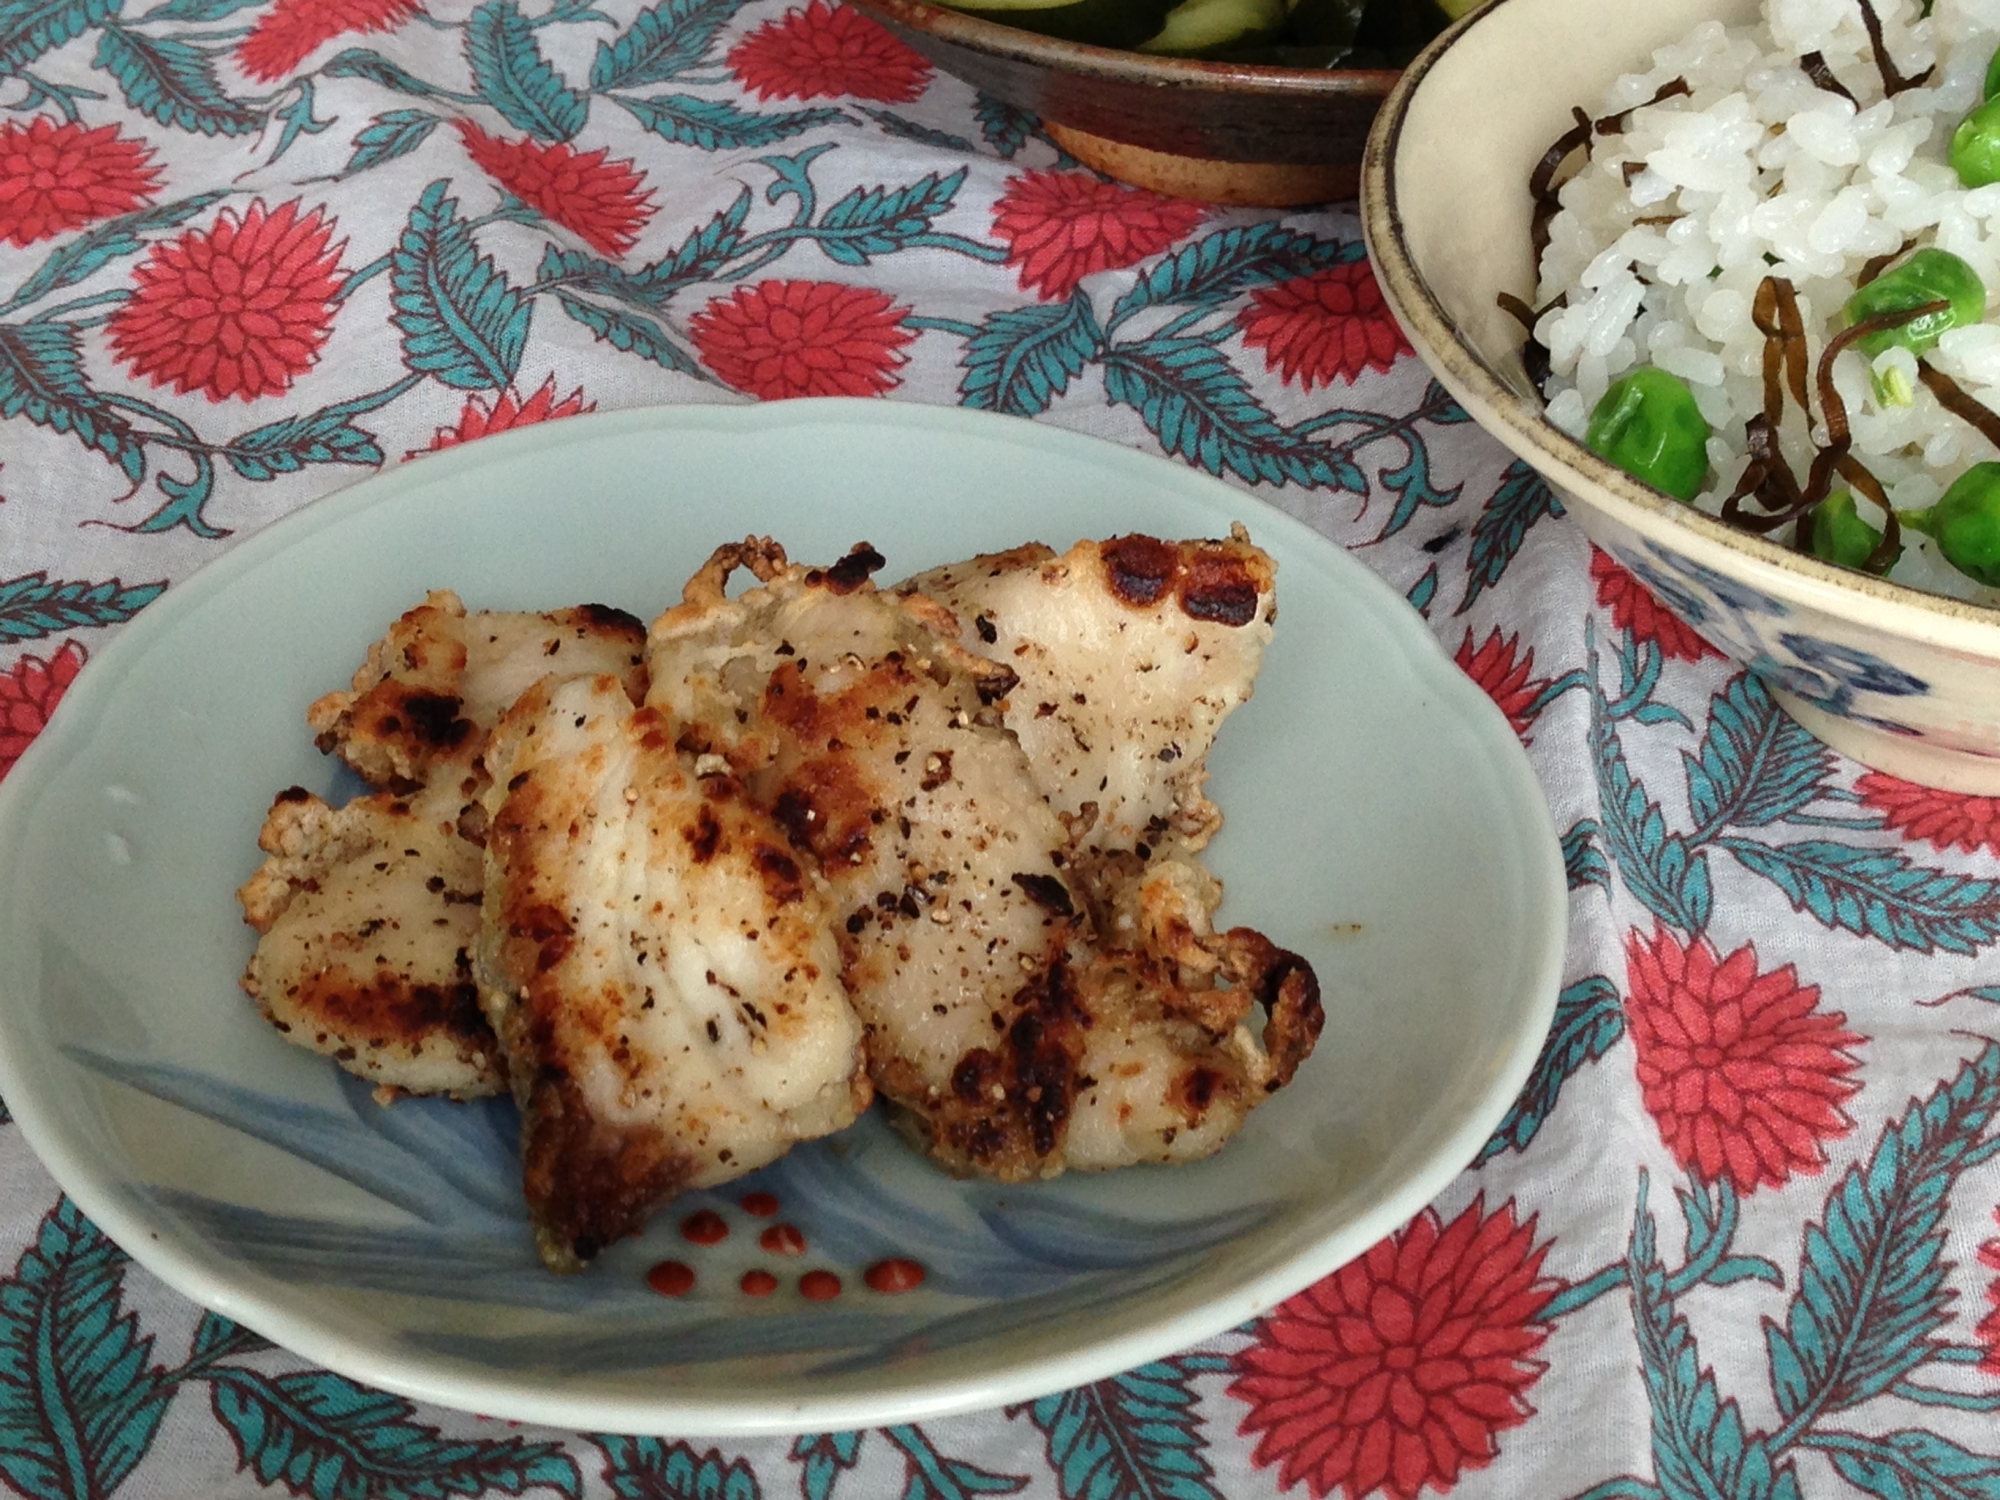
[1361,0,2000,792]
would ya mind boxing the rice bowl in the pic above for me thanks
[1533,0,2000,601]
[1363,0,2000,792]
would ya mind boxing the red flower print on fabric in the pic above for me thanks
[1589,547,1718,663]
[990,170,1206,301]
[106,198,345,404]
[1978,1206,2000,1375]
[727,0,929,102]
[1,642,84,782]
[412,377,593,458]
[1232,1196,1559,1500]
[1624,926,1861,1195]
[1854,771,2000,856]
[1238,260,1410,388]
[1454,628,1551,740]
[0,117,161,249]
[688,279,916,400]
[455,122,655,260]
[237,0,419,82]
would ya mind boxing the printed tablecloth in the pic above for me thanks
[4,0,2000,1493]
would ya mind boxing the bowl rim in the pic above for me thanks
[843,0,1405,93]
[1359,0,2000,649]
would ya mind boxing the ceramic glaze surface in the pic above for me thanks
[0,401,1565,1435]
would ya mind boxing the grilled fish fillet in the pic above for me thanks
[306,589,649,832]
[237,592,650,1098]
[901,529,1275,863]
[236,787,501,1098]
[647,539,1320,1180]
[476,672,869,1271]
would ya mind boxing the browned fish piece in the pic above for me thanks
[476,673,868,1271]
[647,539,1319,1181]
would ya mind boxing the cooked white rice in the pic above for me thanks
[1534,0,2000,601]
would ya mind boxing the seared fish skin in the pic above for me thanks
[237,592,650,1099]
[648,540,1321,1181]
[902,529,1319,1168]
[236,787,502,1098]
[477,673,868,1272]
[901,530,1275,861]
[307,589,648,821]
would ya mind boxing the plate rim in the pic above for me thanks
[0,397,1567,1434]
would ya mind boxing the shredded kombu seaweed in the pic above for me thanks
[1917,363,2000,446]
[1857,0,1934,93]
[1497,291,1561,393]
[1718,277,1989,574]
[1800,51,1860,103]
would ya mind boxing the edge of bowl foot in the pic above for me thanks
[1773,691,2000,794]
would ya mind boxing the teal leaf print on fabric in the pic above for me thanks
[1100,337,1360,491]
[812,170,966,265]
[791,1432,861,1500]
[1107,223,1354,323]
[633,187,751,296]
[554,293,708,378]
[1625,1177,1801,1500]
[860,108,974,153]
[610,93,845,151]
[390,181,531,391]
[134,0,261,22]
[1762,1040,2000,1437]
[219,406,386,480]
[0,0,121,80]
[92,25,261,134]
[972,94,1032,158]
[466,0,587,143]
[1564,817,1611,892]
[337,110,443,180]
[1591,682,1713,936]
[960,294,1101,418]
[320,48,457,100]
[1459,462,1562,615]
[1808,1429,2000,1500]
[0,1198,173,1500]
[1672,1178,1782,1292]
[0,323,145,482]
[1683,674,1833,839]
[207,1366,582,1499]
[189,1311,270,1363]
[1,190,225,316]
[1477,974,1625,1164]
[1718,838,2000,955]
[883,1427,1027,1500]
[1406,564,1437,615]
[0,573,163,642]
[589,0,740,90]
[593,1436,757,1500]
[1019,1360,1223,1500]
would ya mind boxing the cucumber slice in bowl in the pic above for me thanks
[1138,0,1287,56]
[930,0,1177,48]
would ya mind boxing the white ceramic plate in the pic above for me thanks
[0,399,1565,1435]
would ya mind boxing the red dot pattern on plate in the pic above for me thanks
[641,1194,924,1299]
[646,1260,696,1297]
[864,1257,925,1293]
[680,1209,728,1245]
[759,1223,806,1256]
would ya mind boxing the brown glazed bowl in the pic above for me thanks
[842,0,1401,205]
